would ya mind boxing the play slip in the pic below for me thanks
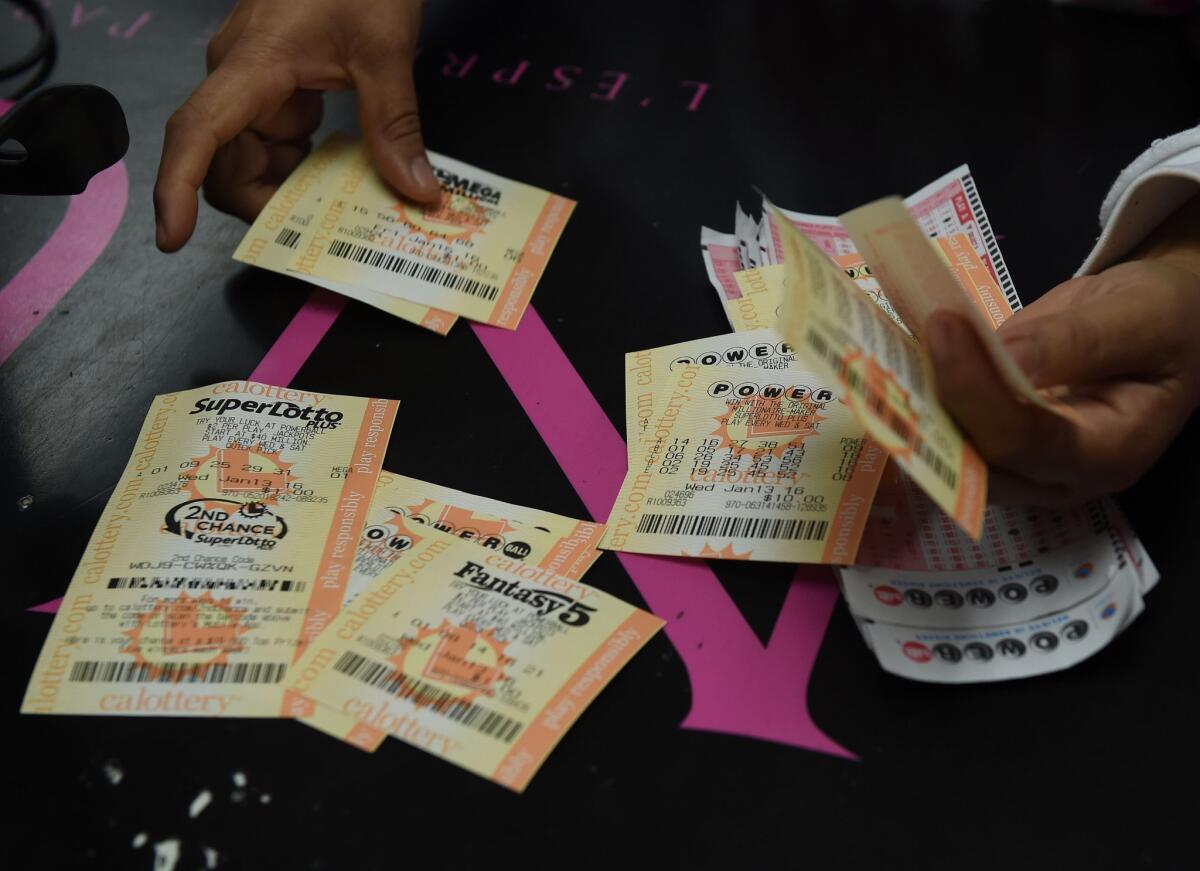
[234,134,458,335]
[602,347,886,564]
[263,137,574,329]
[21,381,397,718]
[285,533,663,792]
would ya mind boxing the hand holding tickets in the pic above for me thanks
[698,166,1159,684]
[769,202,988,539]
[235,134,575,331]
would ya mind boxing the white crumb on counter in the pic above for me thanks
[188,789,213,818]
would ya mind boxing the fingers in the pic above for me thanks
[204,133,305,223]
[154,55,294,252]
[250,88,323,143]
[998,269,1180,388]
[352,52,441,204]
[926,310,1078,483]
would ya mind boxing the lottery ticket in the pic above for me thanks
[233,134,457,335]
[705,165,1016,334]
[700,227,747,303]
[346,470,606,605]
[285,533,663,792]
[856,563,1145,683]
[603,352,886,564]
[840,197,1046,406]
[22,381,397,718]
[286,140,574,329]
[770,202,988,538]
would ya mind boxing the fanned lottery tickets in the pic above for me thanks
[22,381,397,718]
[285,532,663,792]
[769,201,988,539]
[270,136,573,329]
[839,197,1048,407]
[234,134,458,335]
[601,342,886,563]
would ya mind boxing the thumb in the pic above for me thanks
[353,56,442,204]
[999,285,1174,388]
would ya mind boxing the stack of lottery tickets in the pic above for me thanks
[597,165,1158,683]
[234,134,574,334]
[21,382,660,793]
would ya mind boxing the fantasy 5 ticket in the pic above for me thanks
[602,343,886,564]
[286,533,663,792]
[22,381,397,718]
[285,140,575,329]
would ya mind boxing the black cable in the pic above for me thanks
[1,0,58,101]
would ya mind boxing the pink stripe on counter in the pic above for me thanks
[472,310,852,757]
[249,287,347,385]
[27,597,63,613]
[0,126,130,366]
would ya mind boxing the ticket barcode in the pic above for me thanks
[635,513,829,541]
[275,227,302,249]
[107,577,309,593]
[68,660,288,684]
[805,328,957,490]
[332,651,523,743]
[327,239,501,301]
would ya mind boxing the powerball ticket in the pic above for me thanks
[770,203,988,538]
[856,562,1146,683]
[286,141,575,329]
[233,133,457,335]
[346,470,606,604]
[285,532,663,792]
[604,353,886,564]
[22,381,397,718]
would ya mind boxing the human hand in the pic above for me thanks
[153,0,440,252]
[927,197,1200,506]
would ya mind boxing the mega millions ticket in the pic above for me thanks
[234,133,457,335]
[770,203,988,538]
[602,343,886,563]
[22,382,397,718]
[285,532,663,792]
[283,140,575,329]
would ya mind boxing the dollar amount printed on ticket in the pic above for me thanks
[22,381,397,718]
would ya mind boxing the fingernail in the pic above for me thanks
[410,155,439,197]
[1002,333,1039,379]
